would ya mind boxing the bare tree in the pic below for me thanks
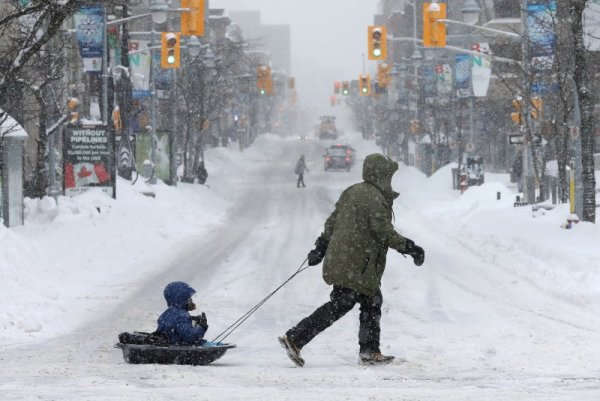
[570,0,596,223]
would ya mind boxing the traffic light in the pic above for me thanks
[112,106,122,131]
[410,119,420,134]
[511,98,523,125]
[531,97,543,119]
[359,74,371,96]
[368,26,387,60]
[257,66,273,95]
[377,63,391,89]
[161,32,181,68]
[342,81,350,96]
[423,2,447,48]
[181,0,205,36]
[67,97,80,123]
[330,95,336,107]
[334,81,341,94]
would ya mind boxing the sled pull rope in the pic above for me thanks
[211,258,309,343]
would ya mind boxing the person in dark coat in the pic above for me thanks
[156,281,208,345]
[279,154,425,366]
[295,155,309,188]
[197,161,208,185]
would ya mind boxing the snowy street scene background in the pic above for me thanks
[1,132,599,400]
[1,0,600,400]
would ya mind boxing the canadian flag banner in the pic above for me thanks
[64,163,111,189]
[63,125,114,198]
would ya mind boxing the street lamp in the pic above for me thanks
[187,35,202,57]
[461,0,482,26]
[149,0,169,24]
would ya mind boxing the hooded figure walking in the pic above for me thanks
[279,153,425,366]
[295,155,309,188]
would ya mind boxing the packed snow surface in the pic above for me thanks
[1,132,599,400]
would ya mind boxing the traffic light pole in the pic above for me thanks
[101,5,109,124]
[149,25,158,184]
[520,0,536,204]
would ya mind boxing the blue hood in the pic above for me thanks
[163,281,196,308]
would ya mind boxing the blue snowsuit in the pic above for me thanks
[156,281,207,346]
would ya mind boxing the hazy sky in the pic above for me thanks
[211,0,379,112]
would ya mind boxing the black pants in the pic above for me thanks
[286,285,382,353]
[297,173,305,187]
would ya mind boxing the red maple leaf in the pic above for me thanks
[77,166,93,178]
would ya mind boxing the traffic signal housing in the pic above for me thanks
[423,2,447,48]
[368,26,387,60]
[410,119,420,134]
[161,32,181,68]
[181,0,205,36]
[334,81,341,94]
[511,98,523,125]
[359,74,371,96]
[342,81,350,96]
[531,97,543,119]
[257,66,273,96]
[377,63,391,89]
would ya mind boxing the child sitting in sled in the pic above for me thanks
[156,281,210,346]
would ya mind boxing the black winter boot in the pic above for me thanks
[359,351,395,365]
[278,335,305,367]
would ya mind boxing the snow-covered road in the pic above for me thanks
[1,133,599,400]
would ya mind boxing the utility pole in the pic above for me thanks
[520,0,536,204]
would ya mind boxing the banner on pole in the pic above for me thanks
[455,54,471,98]
[74,6,104,72]
[471,43,492,97]
[527,0,556,72]
[129,40,152,98]
[584,2,600,51]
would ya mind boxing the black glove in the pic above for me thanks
[411,245,425,266]
[403,239,425,267]
[191,312,208,330]
[307,235,328,266]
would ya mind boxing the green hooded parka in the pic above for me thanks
[321,153,410,296]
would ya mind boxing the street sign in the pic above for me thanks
[509,134,524,145]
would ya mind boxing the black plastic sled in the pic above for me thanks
[115,332,236,366]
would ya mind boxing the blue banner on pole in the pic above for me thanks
[152,52,174,91]
[527,1,556,71]
[74,5,104,72]
[455,54,471,98]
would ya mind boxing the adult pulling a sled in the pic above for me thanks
[279,153,425,366]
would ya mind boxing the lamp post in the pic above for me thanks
[199,46,216,164]
[102,0,169,125]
